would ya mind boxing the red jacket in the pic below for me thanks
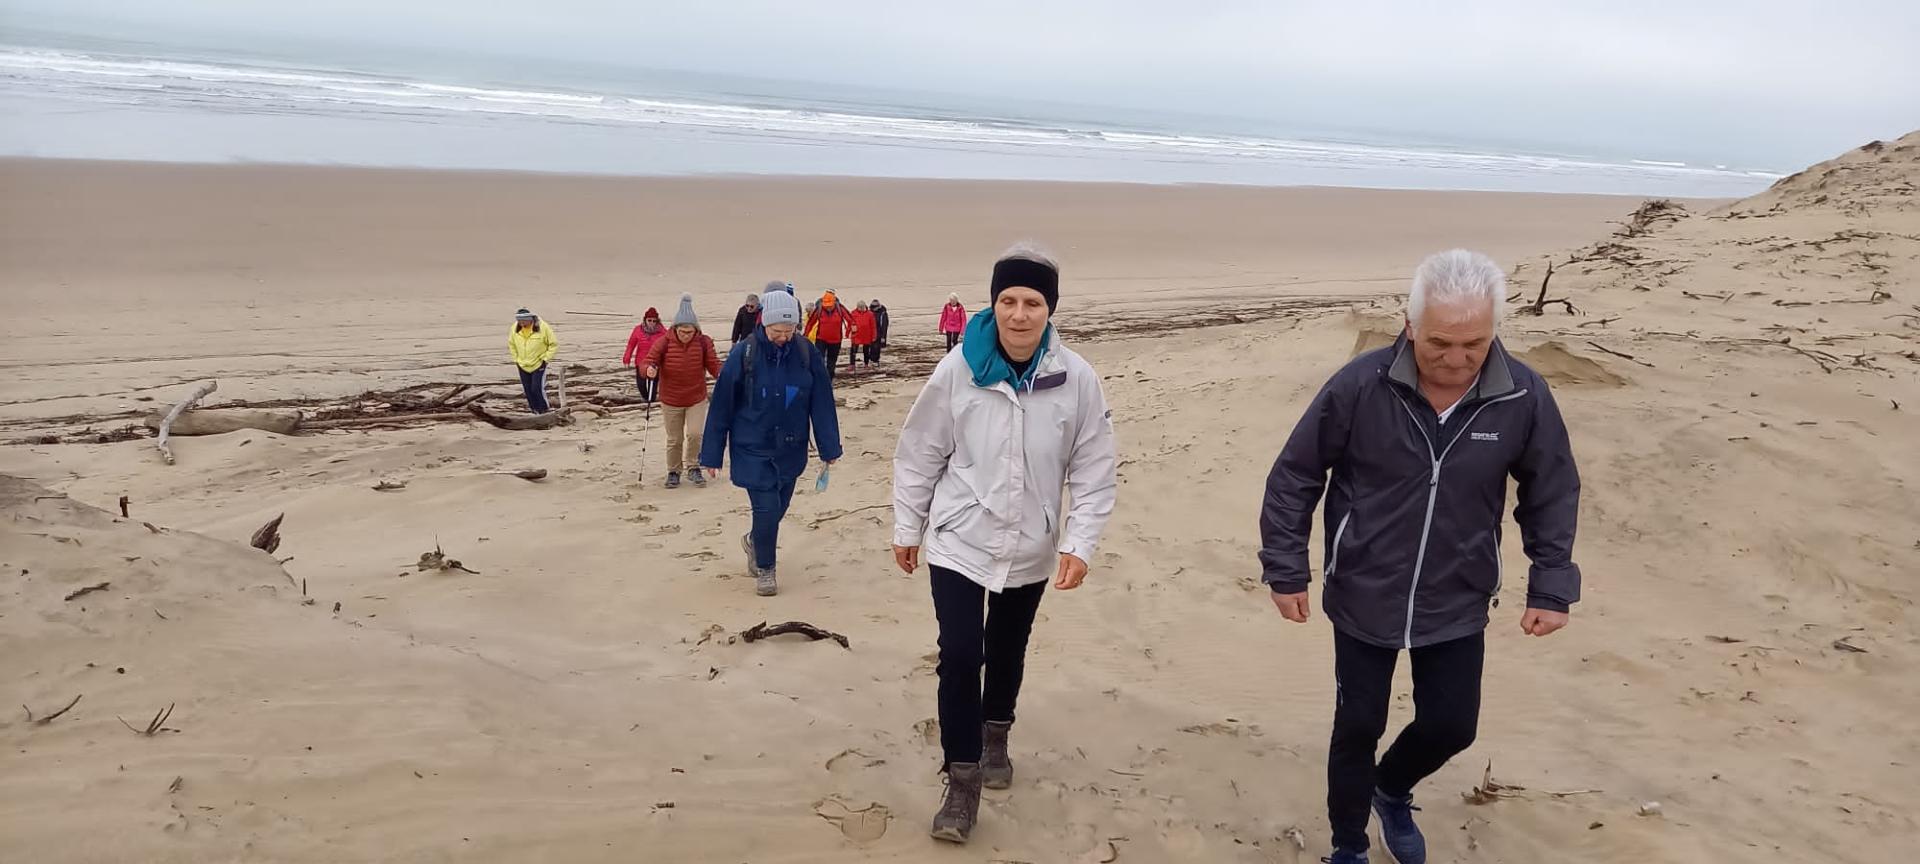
[809,305,852,344]
[849,309,878,345]
[644,330,722,407]
[623,323,665,365]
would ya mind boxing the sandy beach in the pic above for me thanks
[3,137,1918,864]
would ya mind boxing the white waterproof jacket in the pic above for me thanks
[892,334,1118,592]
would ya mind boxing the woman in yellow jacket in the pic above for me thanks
[510,308,560,413]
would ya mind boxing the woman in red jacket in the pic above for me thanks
[644,294,723,489]
[622,307,666,404]
[848,301,878,371]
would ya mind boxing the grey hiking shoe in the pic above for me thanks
[981,721,1014,789]
[753,565,778,597]
[689,468,706,487]
[665,471,681,489]
[929,762,983,843]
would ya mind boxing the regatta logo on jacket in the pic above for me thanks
[1471,431,1500,442]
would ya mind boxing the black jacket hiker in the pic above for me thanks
[1259,334,1582,649]
[731,304,760,345]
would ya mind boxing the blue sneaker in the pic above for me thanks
[1323,851,1369,864]
[1371,789,1426,864]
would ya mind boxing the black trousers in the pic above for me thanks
[820,342,841,378]
[633,370,659,403]
[944,332,961,352]
[1328,629,1484,853]
[868,342,883,364]
[930,565,1046,769]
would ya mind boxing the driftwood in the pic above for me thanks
[24,694,83,725]
[373,480,408,492]
[468,403,565,431]
[250,514,285,554]
[305,410,478,430]
[119,495,130,517]
[63,581,110,601]
[1584,341,1656,368]
[144,408,302,437]
[118,702,176,736]
[741,620,851,649]
[416,543,479,574]
[156,381,217,464]
[505,469,547,481]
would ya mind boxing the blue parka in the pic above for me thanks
[700,329,843,490]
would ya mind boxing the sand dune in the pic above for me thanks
[3,140,1918,863]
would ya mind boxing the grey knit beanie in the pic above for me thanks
[760,290,801,327]
[671,292,698,327]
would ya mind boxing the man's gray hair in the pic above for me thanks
[1409,249,1506,325]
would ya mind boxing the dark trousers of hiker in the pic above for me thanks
[945,332,961,352]
[746,478,798,570]
[634,370,659,404]
[820,342,841,379]
[866,343,883,364]
[930,565,1046,769]
[518,365,550,414]
[1328,629,1484,853]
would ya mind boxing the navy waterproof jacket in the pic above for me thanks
[700,329,843,491]
[1259,335,1582,649]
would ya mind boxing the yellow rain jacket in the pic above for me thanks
[510,321,559,372]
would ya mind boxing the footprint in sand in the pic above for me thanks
[813,798,891,843]
[675,551,721,562]
[914,717,941,747]
[648,524,682,536]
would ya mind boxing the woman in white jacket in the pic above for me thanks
[891,244,1118,844]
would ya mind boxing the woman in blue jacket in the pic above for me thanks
[700,290,843,597]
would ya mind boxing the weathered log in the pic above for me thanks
[156,381,217,464]
[304,411,477,430]
[144,408,302,437]
[468,403,565,431]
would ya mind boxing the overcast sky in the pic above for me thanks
[6,0,1917,167]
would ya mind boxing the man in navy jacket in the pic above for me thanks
[1260,249,1582,864]
[702,290,842,598]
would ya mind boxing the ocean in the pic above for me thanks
[0,32,1785,197]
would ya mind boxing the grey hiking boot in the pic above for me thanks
[753,565,778,597]
[665,471,681,489]
[929,762,983,843]
[981,721,1014,789]
[689,468,706,487]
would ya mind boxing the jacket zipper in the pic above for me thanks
[1393,389,1528,648]
[1327,511,1353,582]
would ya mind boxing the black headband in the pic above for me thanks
[990,257,1060,312]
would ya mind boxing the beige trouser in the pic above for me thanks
[662,400,708,473]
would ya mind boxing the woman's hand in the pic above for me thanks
[1054,553,1088,590]
[893,545,921,574]
[644,365,659,379]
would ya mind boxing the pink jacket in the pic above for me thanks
[624,323,665,365]
[938,303,967,334]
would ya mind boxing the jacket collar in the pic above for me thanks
[1386,330,1517,403]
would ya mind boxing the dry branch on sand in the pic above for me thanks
[741,621,851,649]
[63,581,110,601]
[415,543,480,575]
[24,694,83,726]
[118,703,176,736]
[155,380,217,464]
